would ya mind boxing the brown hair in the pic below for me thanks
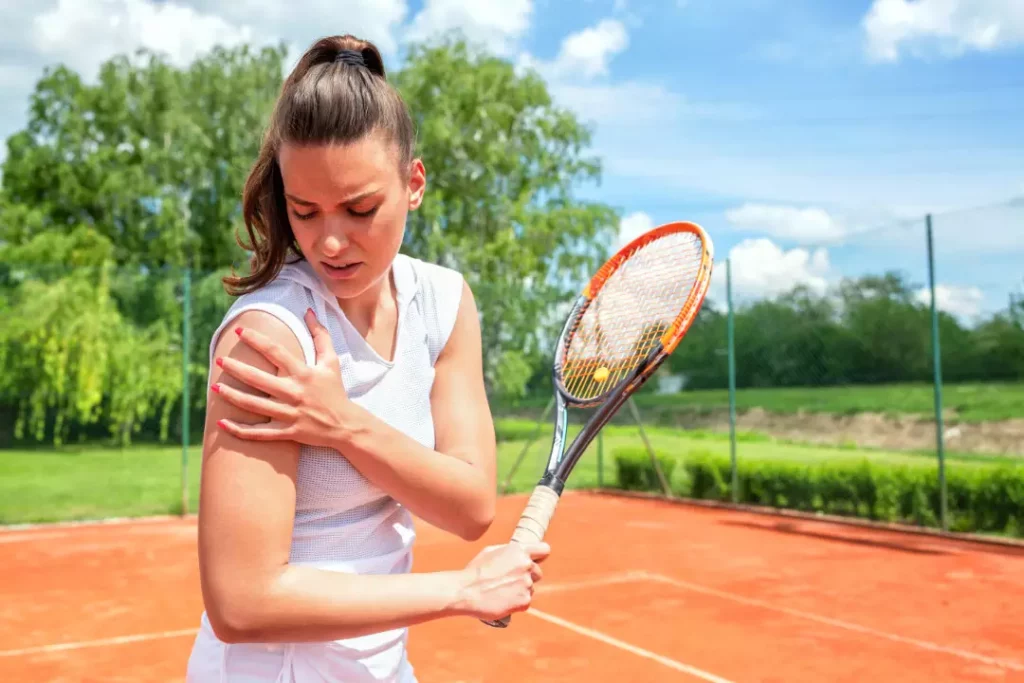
[224,35,417,296]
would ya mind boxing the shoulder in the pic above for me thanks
[397,254,471,364]
[399,253,465,304]
[209,266,319,370]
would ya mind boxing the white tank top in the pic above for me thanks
[186,253,465,683]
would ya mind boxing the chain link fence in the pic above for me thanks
[2,202,1022,535]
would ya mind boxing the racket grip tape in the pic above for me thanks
[481,484,560,629]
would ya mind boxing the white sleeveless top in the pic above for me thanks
[186,253,465,683]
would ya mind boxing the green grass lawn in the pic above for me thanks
[5,416,1014,525]
[0,444,203,524]
[499,381,1024,423]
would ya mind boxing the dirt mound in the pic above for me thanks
[666,407,1024,456]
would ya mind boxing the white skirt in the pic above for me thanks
[186,556,417,683]
[186,612,416,683]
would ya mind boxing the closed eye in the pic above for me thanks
[349,206,379,218]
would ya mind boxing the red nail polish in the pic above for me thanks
[217,419,226,428]
[235,327,243,335]
[215,357,223,367]
[211,384,221,393]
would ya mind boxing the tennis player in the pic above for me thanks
[185,34,550,682]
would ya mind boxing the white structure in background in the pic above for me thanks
[657,373,685,394]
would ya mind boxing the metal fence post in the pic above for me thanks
[727,258,738,503]
[181,266,191,517]
[925,215,948,531]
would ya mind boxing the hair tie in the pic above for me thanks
[334,49,365,67]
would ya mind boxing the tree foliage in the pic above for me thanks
[666,271,1024,392]
[0,37,618,444]
[393,39,619,395]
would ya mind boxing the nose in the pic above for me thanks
[320,220,349,258]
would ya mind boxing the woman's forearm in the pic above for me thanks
[336,404,495,540]
[211,565,470,644]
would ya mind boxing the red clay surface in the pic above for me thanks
[1,491,1022,682]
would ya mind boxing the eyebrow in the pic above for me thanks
[285,190,379,207]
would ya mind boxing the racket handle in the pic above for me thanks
[481,483,560,629]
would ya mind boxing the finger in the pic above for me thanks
[216,356,299,403]
[234,325,304,375]
[216,418,292,442]
[212,383,297,422]
[304,308,336,365]
[523,542,551,562]
[530,562,543,583]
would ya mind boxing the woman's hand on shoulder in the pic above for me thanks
[212,308,357,449]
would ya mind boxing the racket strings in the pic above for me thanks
[561,231,705,401]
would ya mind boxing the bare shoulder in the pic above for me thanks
[434,279,481,368]
[202,307,308,478]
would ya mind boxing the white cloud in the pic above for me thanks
[725,203,848,243]
[719,238,832,301]
[404,0,532,56]
[32,0,259,79]
[190,0,408,57]
[616,210,653,248]
[518,18,629,82]
[515,19,721,140]
[549,19,628,79]
[914,284,985,321]
[863,0,1024,62]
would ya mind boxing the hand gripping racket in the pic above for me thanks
[481,220,714,628]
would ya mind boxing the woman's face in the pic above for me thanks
[277,133,425,303]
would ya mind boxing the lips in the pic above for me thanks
[321,261,363,280]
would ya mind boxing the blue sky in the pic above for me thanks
[1,0,1021,321]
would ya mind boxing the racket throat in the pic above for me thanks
[537,472,565,495]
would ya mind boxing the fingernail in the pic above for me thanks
[216,419,227,429]
[211,384,221,393]
[235,327,243,336]
[215,357,223,367]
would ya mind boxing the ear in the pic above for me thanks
[407,158,426,211]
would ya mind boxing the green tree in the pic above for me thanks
[0,44,287,445]
[393,38,620,397]
[1,43,287,272]
[1,36,619,441]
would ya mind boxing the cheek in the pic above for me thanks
[289,220,319,252]
[361,205,407,253]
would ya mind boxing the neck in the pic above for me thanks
[336,268,396,329]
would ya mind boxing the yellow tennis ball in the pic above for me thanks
[593,366,610,382]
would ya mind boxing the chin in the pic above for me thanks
[316,262,385,301]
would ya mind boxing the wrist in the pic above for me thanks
[444,569,478,618]
[332,398,371,448]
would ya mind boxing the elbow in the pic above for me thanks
[456,494,496,542]
[207,600,262,644]
[205,585,273,644]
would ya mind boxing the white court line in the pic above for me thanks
[0,531,77,544]
[527,608,735,683]
[639,572,1024,673]
[0,629,198,658]
[536,570,650,594]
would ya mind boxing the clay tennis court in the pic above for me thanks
[1,490,1022,682]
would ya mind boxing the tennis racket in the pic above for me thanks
[481,220,714,628]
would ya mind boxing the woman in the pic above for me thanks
[186,34,550,682]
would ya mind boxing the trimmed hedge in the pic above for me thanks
[615,448,678,491]
[612,447,1024,537]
